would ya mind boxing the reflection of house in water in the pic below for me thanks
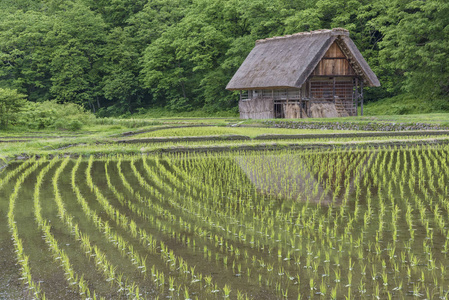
[236,153,374,205]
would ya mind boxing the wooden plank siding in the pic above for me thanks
[312,42,355,76]
[228,29,379,119]
[310,79,354,101]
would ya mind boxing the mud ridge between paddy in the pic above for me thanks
[142,138,449,154]
[0,135,84,143]
[0,139,31,143]
[115,130,449,144]
[119,124,217,137]
[116,134,251,143]
[10,137,449,160]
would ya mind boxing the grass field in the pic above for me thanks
[131,127,367,138]
[2,114,449,159]
[1,115,449,299]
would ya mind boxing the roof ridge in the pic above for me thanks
[226,27,379,90]
[256,28,349,44]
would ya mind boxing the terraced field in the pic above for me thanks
[128,127,364,138]
[1,144,449,299]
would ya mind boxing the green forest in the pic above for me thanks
[1,0,448,116]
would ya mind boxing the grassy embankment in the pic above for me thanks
[1,111,449,159]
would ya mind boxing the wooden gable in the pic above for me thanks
[312,42,355,76]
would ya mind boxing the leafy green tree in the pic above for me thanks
[377,0,449,99]
[284,8,323,33]
[1,0,448,115]
[101,27,146,114]
[46,0,107,111]
[238,0,292,37]
[83,0,147,27]
[0,10,54,101]
[202,35,255,110]
[0,88,27,128]
[140,0,295,111]
[140,28,193,110]
[127,0,188,46]
[0,1,107,111]
[0,0,43,12]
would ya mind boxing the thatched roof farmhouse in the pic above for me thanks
[226,28,380,119]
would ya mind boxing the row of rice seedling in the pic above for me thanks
[3,143,449,299]
[4,158,86,299]
[78,155,239,299]
[171,153,348,297]
[33,158,101,299]
[69,157,156,299]
[0,160,35,189]
[109,156,250,299]
[143,157,298,298]
[49,157,152,298]
[91,145,444,298]
[117,155,299,298]
[150,155,350,298]
[185,154,346,296]
[6,159,44,299]
[350,146,449,298]
[85,157,190,298]
[60,133,449,154]
[164,146,449,298]
[133,126,365,138]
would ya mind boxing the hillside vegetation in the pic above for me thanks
[0,0,448,118]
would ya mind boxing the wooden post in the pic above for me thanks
[355,78,359,116]
[332,77,336,103]
[239,90,242,101]
[308,81,312,117]
[307,80,312,99]
[351,78,355,116]
[360,81,364,116]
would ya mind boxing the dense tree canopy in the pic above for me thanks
[0,0,447,115]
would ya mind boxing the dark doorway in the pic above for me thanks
[274,103,284,118]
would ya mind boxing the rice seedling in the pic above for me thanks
[3,143,449,298]
[7,160,44,298]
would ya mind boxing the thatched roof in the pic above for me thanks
[226,28,380,90]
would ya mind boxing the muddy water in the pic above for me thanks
[1,148,449,299]
[0,180,32,299]
[0,163,32,299]
[236,154,333,204]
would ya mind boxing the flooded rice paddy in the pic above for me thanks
[1,145,449,299]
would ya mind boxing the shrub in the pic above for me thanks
[0,88,27,128]
[364,94,449,116]
[53,119,67,130]
[67,120,82,131]
[16,101,95,129]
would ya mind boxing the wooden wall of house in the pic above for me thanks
[312,42,356,76]
[309,79,354,101]
[239,97,274,119]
